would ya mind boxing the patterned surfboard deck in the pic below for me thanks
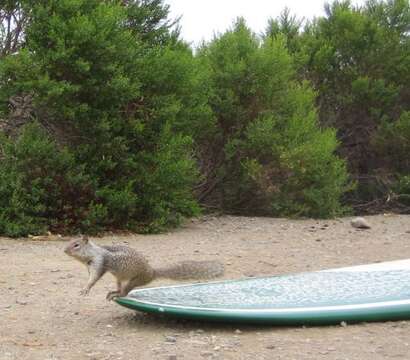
[115,259,410,325]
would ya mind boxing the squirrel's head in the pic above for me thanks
[64,235,90,261]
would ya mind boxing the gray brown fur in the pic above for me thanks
[156,260,224,280]
[64,236,224,300]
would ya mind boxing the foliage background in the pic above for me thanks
[0,0,408,236]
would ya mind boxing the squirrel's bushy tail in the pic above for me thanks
[155,260,224,280]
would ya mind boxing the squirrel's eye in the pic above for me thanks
[73,243,80,248]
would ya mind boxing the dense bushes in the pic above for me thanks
[0,0,201,236]
[195,20,349,217]
[0,123,91,236]
[267,0,410,210]
[1,0,408,237]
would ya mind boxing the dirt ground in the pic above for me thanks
[1,214,410,360]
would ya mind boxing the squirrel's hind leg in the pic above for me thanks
[106,279,121,301]
[119,277,146,297]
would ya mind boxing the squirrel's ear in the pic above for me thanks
[82,235,89,243]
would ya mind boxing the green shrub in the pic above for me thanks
[131,124,200,232]
[372,111,410,208]
[0,123,92,236]
[0,0,202,237]
[290,0,410,208]
[196,19,350,217]
[375,111,410,172]
[395,176,410,206]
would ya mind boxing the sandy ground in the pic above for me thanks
[1,214,410,360]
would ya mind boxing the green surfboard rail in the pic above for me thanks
[115,259,410,325]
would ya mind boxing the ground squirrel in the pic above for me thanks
[64,236,224,300]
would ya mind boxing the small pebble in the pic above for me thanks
[200,352,214,357]
[244,273,255,277]
[351,217,371,229]
[340,321,348,327]
[165,335,177,343]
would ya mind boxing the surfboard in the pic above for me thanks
[115,259,410,325]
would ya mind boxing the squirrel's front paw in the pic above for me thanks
[80,288,90,296]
